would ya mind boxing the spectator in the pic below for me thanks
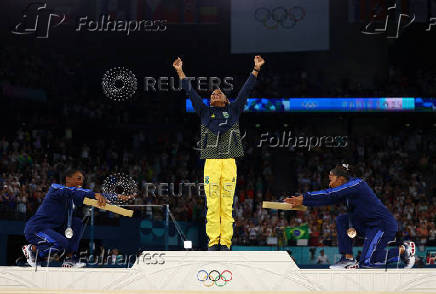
[316,250,329,264]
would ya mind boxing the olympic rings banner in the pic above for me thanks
[196,269,233,287]
[231,0,329,53]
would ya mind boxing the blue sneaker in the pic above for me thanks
[329,256,359,269]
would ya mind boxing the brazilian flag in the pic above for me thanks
[284,224,309,240]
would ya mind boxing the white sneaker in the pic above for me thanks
[402,241,416,269]
[329,256,359,269]
[62,260,86,268]
[22,245,36,267]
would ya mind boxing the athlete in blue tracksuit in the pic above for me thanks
[22,169,112,267]
[285,164,415,269]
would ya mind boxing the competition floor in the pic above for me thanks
[0,251,435,293]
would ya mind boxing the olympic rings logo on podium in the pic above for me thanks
[197,269,233,287]
[254,6,306,29]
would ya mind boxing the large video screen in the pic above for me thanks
[186,98,436,112]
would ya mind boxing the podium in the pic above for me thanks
[0,251,436,293]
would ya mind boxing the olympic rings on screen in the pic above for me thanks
[196,270,233,287]
[302,101,318,109]
[254,6,306,29]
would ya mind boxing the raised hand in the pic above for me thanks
[173,57,183,71]
[173,57,186,79]
[254,55,265,71]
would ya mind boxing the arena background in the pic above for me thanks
[0,0,435,269]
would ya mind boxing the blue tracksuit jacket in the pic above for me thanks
[302,178,398,232]
[24,184,95,234]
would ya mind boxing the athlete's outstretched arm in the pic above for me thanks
[284,179,363,207]
[52,185,101,206]
[173,57,207,116]
[231,55,265,113]
[52,184,133,207]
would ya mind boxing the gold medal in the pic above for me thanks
[347,227,356,238]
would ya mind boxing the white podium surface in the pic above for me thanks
[0,251,435,293]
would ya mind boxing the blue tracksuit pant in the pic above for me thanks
[24,217,82,258]
[336,214,400,266]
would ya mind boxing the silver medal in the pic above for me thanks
[65,227,74,239]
